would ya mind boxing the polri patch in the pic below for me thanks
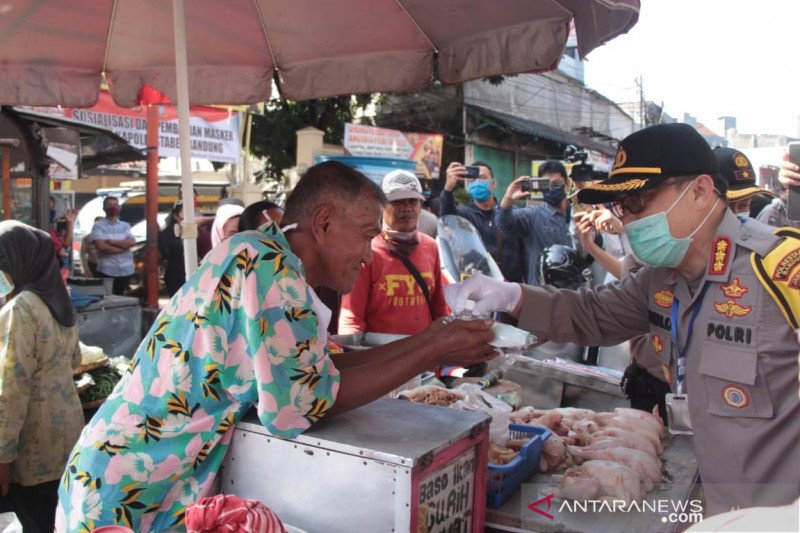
[653,289,673,309]
[709,237,732,275]
[722,385,749,409]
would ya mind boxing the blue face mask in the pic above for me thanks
[0,271,14,299]
[467,180,492,202]
[543,185,566,205]
[624,183,720,268]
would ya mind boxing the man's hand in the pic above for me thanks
[445,162,467,191]
[426,318,497,368]
[574,211,599,253]
[0,462,9,496]
[64,208,76,224]
[778,151,800,189]
[500,176,532,207]
[445,273,523,317]
[592,209,624,234]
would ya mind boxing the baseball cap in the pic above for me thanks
[713,147,775,202]
[577,123,718,205]
[381,170,425,202]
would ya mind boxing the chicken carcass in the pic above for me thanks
[604,416,663,454]
[567,445,662,491]
[539,432,568,473]
[590,427,659,458]
[553,460,644,502]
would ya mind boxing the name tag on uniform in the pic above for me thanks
[666,393,692,435]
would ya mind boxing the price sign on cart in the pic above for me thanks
[417,449,476,533]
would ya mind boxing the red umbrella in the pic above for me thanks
[0,0,639,275]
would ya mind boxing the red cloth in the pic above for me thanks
[338,232,448,335]
[185,494,286,533]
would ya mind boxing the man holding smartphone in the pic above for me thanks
[439,161,524,282]
[497,160,573,285]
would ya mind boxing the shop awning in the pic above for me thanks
[466,104,618,157]
[11,108,145,170]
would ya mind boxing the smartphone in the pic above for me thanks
[788,142,800,221]
[464,165,480,179]
[521,177,550,193]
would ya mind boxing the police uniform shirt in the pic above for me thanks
[516,209,800,516]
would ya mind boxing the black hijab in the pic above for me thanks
[0,221,75,327]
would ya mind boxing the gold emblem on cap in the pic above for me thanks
[734,153,749,168]
[586,178,648,192]
[614,147,627,169]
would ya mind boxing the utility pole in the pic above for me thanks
[635,75,645,128]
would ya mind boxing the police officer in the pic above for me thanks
[713,146,774,219]
[448,123,800,517]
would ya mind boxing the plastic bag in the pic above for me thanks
[0,513,23,533]
[452,383,513,444]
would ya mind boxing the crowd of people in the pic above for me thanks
[0,125,798,530]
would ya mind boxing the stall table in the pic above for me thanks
[75,295,142,358]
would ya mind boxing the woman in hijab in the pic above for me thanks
[0,221,84,533]
[210,203,244,248]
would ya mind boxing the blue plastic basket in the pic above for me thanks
[486,424,551,508]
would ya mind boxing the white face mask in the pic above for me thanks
[0,271,14,299]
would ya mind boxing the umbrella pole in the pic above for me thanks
[172,0,198,278]
[145,105,160,308]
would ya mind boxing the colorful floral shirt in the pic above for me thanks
[56,223,340,532]
[0,291,84,486]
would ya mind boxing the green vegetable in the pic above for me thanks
[79,365,123,403]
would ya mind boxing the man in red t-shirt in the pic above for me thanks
[339,170,448,335]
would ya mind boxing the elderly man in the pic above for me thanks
[339,170,448,335]
[56,162,495,532]
[449,123,800,517]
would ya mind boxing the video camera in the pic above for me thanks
[563,145,594,182]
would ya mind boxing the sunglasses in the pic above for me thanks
[605,191,654,218]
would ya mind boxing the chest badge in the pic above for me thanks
[653,289,673,309]
[721,277,748,298]
[722,385,750,409]
[713,300,752,318]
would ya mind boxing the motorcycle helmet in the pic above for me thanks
[537,245,589,289]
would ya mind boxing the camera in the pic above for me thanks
[563,145,594,182]
[464,165,480,179]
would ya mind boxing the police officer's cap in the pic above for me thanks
[713,147,775,202]
[577,123,718,205]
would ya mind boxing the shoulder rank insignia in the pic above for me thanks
[751,227,800,329]
[721,278,748,298]
[709,237,732,275]
[653,289,673,309]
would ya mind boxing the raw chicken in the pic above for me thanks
[567,445,662,491]
[554,460,644,502]
[590,427,659,458]
[605,416,663,454]
[539,432,567,473]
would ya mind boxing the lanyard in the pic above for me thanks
[670,282,710,394]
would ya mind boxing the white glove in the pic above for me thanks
[445,274,522,316]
